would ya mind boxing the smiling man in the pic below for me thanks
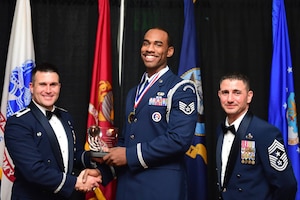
[101,27,198,200]
[216,73,297,200]
[5,63,101,200]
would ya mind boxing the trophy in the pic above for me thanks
[87,125,118,157]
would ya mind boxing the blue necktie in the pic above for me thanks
[138,80,149,95]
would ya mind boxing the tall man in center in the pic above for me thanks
[102,27,198,199]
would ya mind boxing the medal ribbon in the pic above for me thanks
[134,72,160,109]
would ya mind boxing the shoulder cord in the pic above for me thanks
[166,79,200,123]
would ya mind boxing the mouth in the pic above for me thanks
[143,54,157,62]
[43,95,54,100]
[225,105,236,109]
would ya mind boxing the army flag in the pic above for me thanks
[268,0,300,199]
[85,0,116,199]
[0,0,35,199]
[178,0,207,200]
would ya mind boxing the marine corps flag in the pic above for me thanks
[178,0,207,200]
[268,0,300,199]
[85,0,116,199]
[0,0,35,199]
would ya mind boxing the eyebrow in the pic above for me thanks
[143,39,163,44]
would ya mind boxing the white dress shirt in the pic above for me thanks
[221,111,247,186]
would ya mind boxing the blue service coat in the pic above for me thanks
[4,101,93,200]
[115,70,198,200]
[216,112,297,200]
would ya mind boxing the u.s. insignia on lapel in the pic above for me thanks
[241,140,256,165]
[268,139,288,171]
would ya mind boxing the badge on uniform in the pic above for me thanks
[149,96,167,106]
[179,101,195,115]
[268,139,288,171]
[152,112,162,122]
[241,140,256,165]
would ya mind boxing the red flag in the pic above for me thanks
[85,0,116,199]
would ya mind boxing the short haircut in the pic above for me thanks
[31,62,60,83]
[145,27,173,47]
[219,72,251,91]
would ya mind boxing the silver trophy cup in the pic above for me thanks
[87,125,118,157]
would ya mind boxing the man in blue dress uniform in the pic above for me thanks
[102,27,198,200]
[216,73,297,200]
[5,63,101,200]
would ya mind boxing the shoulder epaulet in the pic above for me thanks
[56,106,68,113]
[15,108,31,117]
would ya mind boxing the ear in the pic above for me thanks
[167,46,174,58]
[247,90,253,103]
[29,82,33,93]
[218,90,222,98]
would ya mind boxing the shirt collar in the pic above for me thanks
[32,100,56,116]
[225,110,248,132]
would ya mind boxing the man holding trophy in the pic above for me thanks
[90,28,198,200]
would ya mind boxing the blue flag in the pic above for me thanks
[268,0,300,198]
[179,0,207,199]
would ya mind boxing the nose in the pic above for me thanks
[146,43,154,52]
[227,93,234,102]
[45,85,52,93]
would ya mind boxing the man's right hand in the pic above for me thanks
[75,169,101,192]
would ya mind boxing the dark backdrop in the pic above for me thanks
[1,0,300,199]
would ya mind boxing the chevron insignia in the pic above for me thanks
[268,139,288,171]
[179,101,195,115]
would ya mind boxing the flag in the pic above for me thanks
[268,0,300,199]
[0,0,35,199]
[85,0,116,199]
[178,0,207,199]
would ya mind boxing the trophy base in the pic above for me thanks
[90,151,108,157]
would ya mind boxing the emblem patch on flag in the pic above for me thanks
[179,101,195,115]
[268,139,288,171]
[7,60,34,117]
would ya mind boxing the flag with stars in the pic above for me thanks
[178,0,207,199]
[268,0,300,198]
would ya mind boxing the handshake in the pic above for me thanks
[75,168,101,192]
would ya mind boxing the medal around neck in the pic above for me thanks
[87,125,118,157]
[128,111,135,123]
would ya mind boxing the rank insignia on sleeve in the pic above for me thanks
[268,139,288,171]
[179,101,195,115]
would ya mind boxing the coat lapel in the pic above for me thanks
[216,128,224,190]
[59,116,75,173]
[29,102,65,172]
[222,111,253,188]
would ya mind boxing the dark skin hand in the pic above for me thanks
[103,147,127,166]
[91,147,127,167]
